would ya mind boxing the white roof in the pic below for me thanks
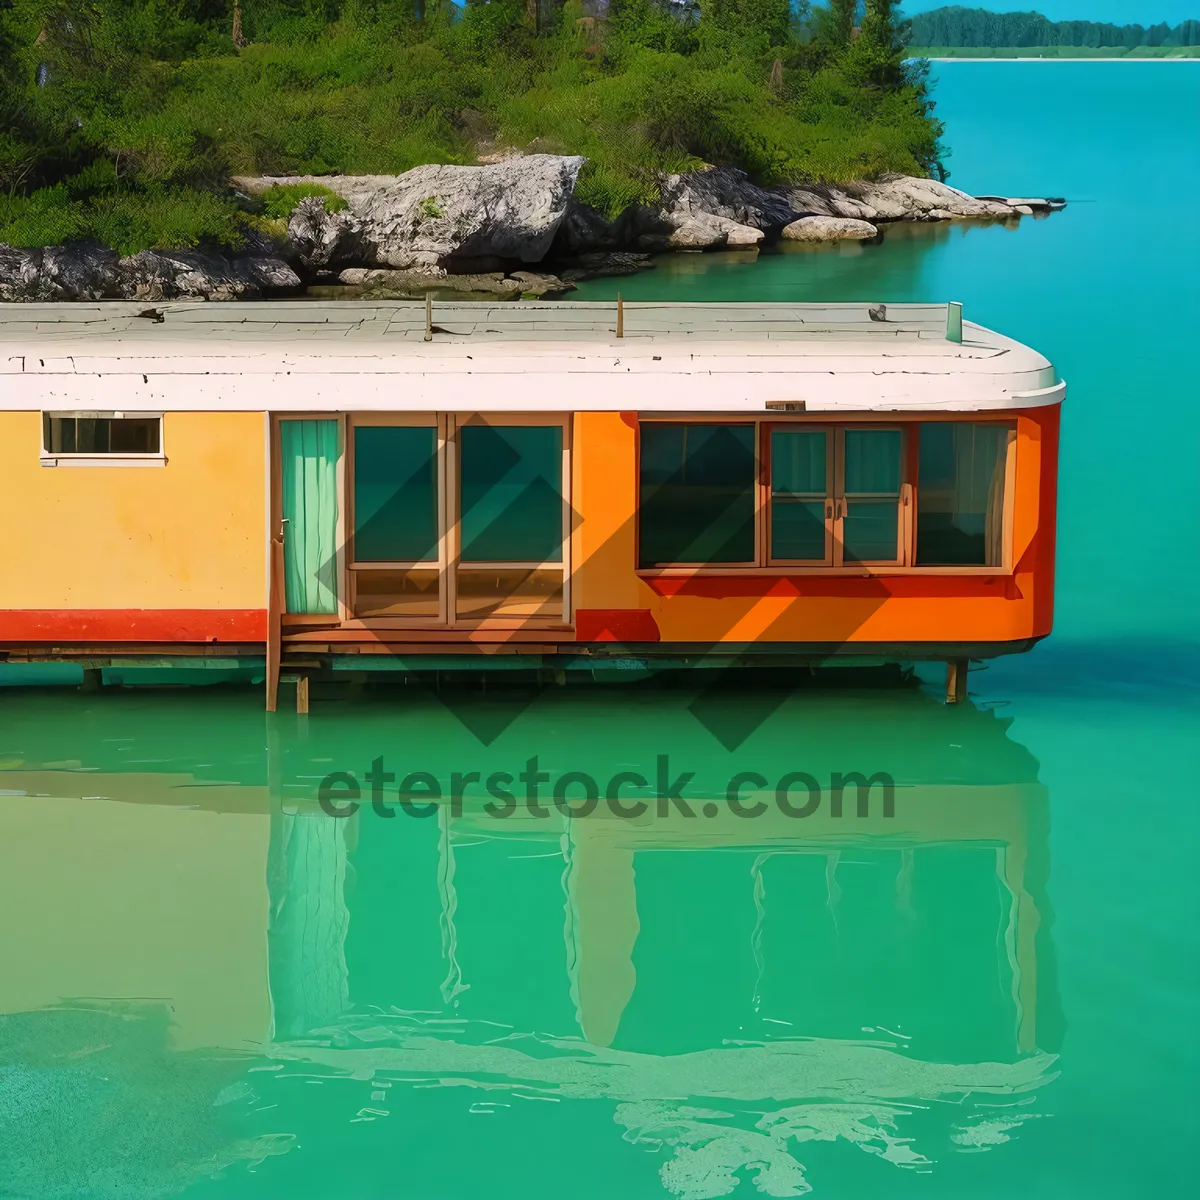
[0,301,1062,413]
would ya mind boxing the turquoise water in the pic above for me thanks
[2,63,1198,1197]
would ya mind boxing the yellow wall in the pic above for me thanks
[0,411,266,609]
[0,782,272,1050]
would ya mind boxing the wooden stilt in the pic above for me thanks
[296,675,310,715]
[80,668,102,693]
[616,293,624,339]
[946,658,968,705]
[266,532,284,712]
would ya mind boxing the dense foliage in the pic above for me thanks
[0,0,942,252]
[908,7,1200,50]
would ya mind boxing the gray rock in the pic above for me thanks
[116,249,299,301]
[329,268,570,300]
[558,252,654,283]
[631,166,776,251]
[784,186,880,223]
[976,195,1065,211]
[639,212,763,251]
[553,202,640,255]
[661,166,798,232]
[286,197,366,269]
[0,244,118,300]
[253,155,586,270]
[2,242,297,301]
[847,176,1016,219]
[509,270,576,298]
[781,215,878,243]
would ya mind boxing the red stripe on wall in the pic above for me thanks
[575,609,661,643]
[0,610,269,643]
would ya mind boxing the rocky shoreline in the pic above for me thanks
[0,155,1065,303]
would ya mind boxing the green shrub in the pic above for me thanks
[0,2,942,251]
[260,182,349,219]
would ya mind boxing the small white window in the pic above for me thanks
[41,412,165,467]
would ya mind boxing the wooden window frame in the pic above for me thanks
[278,411,574,632]
[911,422,1017,574]
[833,425,910,569]
[448,413,573,630]
[636,416,1017,578]
[346,411,448,626]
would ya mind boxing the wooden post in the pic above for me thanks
[616,293,624,339]
[424,293,433,342]
[296,675,310,715]
[80,668,102,693]
[266,531,284,712]
[946,658,968,704]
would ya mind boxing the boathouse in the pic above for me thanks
[0,300,1063,708]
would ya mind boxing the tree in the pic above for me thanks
[848,0,904,88]
[701,0,793,46]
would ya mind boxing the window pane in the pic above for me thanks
[354,568,440,618]
[44,415,160,454]
[77,418,106,453]
[917,424,1010,567]
[109,418,160,453]
[456,568,563,620]
[639,424,756,566]
[772,500,827,561]
[460,425,563,563]
[844,429,902,495]
[843,499,900,563]
[771,430,826,496]
[353,425,438,562]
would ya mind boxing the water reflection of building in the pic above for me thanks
[263,687,1062,1190]
[0,685,1063,1193]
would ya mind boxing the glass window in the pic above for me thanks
[353,425,438,563]
[639,424,756,567]
[43,414,160,454]
[770,428,829,562]
[459,425,563,563]
[354,568,440,618]
[917,424,1010,567]
[842,429,903,563]
[456,568,564,620]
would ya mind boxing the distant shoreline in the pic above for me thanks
[916,56,1200,63]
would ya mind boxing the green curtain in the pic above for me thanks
[281,419,340,614]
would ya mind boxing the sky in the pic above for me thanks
[901,2,1196,24]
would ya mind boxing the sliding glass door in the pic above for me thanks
[339,413,569,626]
[349,416,443,620]
[454,419,569,621]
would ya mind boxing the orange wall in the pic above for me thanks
[573,408,1059,646]
[0,411,266,610]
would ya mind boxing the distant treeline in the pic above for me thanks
[907,7,1200,49]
